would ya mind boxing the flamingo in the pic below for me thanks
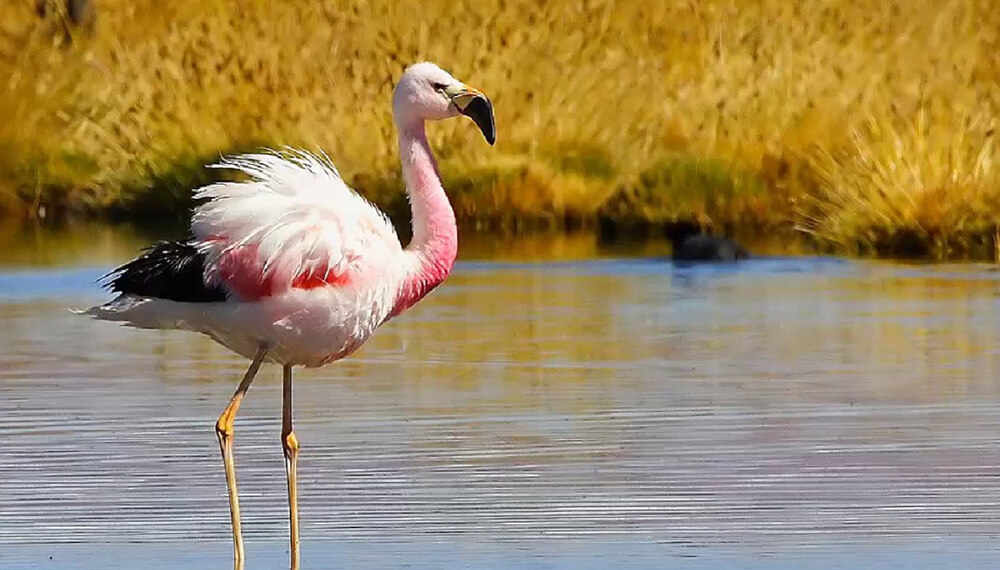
[81,62,495,569]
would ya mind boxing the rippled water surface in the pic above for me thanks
[2,225,1000,569]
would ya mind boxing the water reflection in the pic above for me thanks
[1,225,1000,564]
[0,218,813,268]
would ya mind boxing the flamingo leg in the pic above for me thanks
[282,364,301,569]
[215,345,268,568]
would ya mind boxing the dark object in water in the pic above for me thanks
[666,221,749,262]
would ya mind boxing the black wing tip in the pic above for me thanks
[97,240,176,290]
[100,240,227,303]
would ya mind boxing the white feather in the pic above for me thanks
[82,147,414,367]
[192,148,402,299]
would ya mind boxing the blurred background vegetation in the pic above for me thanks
[1,0,998,259]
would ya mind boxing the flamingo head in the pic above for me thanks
[392,62,496,146]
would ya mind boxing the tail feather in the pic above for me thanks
[79,295,197,331]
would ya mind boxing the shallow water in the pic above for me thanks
[2,225,1000,569]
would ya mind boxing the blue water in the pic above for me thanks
[3,249,1000,569]
[4,539,998,570]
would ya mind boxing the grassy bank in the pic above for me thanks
[2,0,999,258]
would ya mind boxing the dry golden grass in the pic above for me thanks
[800,104,1000,257]
[1,0,999,257]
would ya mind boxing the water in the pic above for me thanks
[2,224,1000,569]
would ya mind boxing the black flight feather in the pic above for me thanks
[101,240,227,302]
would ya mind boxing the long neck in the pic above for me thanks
[391,119,458,316]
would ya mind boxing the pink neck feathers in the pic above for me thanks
[391,120,458,316]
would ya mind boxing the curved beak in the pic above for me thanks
[446,84,496,146]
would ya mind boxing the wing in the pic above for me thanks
[100,240,227,302]
[191,148,401,301]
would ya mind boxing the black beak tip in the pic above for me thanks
[461,95,497,146]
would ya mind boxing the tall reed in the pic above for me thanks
[2,0,997,256]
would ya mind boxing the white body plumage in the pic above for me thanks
[87,150,409,367]
[83,62,496,368]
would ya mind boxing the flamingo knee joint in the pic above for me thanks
[283,431,300,457]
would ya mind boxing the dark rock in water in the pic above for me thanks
[673,234,749,261]
[666,221,749,262]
